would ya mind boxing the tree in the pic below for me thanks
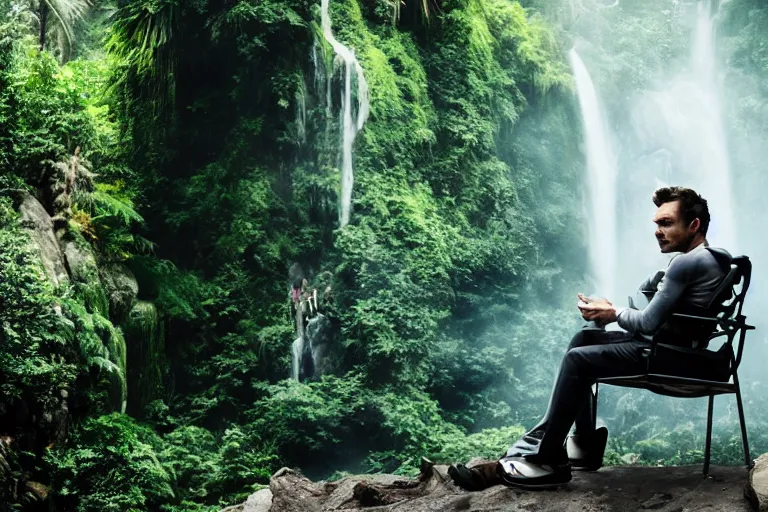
[29,0,90,59]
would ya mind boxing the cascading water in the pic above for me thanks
[685,1,736,251]
[296,85,307,145]
[311,40,332,119]
[569,49,618,300]
[292,312,335,381]
[291,281,306,381]
[319,0,370,227]
[653,2,736,251]
[629,2,736,256]
[291,336,304,381]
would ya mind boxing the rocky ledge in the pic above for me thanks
[222,454,768,512]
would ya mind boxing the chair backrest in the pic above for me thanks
[650,249,750,349]
[704,254,752,371]
[713,255,751,320]
[704,262,737,310]
[697,250,750,321]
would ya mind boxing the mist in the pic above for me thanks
[545,0,768,459]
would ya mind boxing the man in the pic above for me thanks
[449,186,732,490]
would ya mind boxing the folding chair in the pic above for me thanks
[594,254,755,475]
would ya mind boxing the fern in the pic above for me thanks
[77,187,143,225]
[59,297,120,376]
[132,234,156,255]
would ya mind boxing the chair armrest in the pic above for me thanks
[707,330,729,341]
[671,313,719,322]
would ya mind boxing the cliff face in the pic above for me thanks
[223,456,768,512]
[0,188,158,506]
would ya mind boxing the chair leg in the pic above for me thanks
[734,380,752,468]
[703,395,713,476]
[592,383,599,428]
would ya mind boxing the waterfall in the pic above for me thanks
[306,313,329,375]
[319,0,370,227]
[291,336,304,381]
[630,3,736,255]
[686,1,736,251]
[292,315,327,381]
[311,41,332,119]
[291,313,335,381]
[296,84,307,145]
[291,286,305,381]
[104,321,127,414]
[569,49,618,300]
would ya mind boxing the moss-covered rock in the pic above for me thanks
[99,263,139,324]
[58,225,109,317]
[15,191,70,288]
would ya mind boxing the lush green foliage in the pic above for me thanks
[2,0,768,509]
[45,414,174,511]
[0,198,73,407]
[1,48,93,179]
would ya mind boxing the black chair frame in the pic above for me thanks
[594,255,755,475]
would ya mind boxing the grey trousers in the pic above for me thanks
[534,328,651,460]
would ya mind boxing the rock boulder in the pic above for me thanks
[223,461,755,512]
[747,454,768,511]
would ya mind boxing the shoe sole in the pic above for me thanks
[572,464,600,472]
[501,481,571,490]
[500,475,572,490]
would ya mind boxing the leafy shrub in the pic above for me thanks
[45,413,174,512]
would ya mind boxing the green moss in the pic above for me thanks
[60,224,111,316]
[73,281,110,318]
[363,33,436,171]
[484,0,571,95]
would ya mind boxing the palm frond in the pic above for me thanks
[106,0,177,75]
[41,0,91,56]
[387,0,438,25]
[105,0,178,120]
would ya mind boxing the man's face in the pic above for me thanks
[653,200,697,253]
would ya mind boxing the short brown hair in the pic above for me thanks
[653,186,710,236]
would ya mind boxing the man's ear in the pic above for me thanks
[689,217,701,233]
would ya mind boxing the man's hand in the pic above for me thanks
[577,293,618,324]
[577,293,612,306]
